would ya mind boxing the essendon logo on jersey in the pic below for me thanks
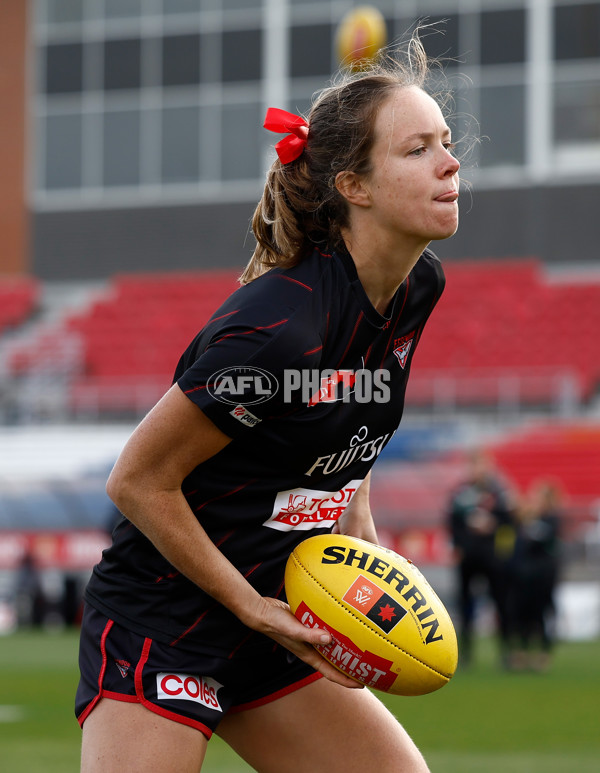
[264,480,363,531]
[115,659,131,678]
[393,332,415,369]
[343,575,407,634]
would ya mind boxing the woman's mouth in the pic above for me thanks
[434,191,459,203]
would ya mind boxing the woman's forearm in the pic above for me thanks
[108,484,266,628]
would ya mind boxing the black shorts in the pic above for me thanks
[75,604,321,738]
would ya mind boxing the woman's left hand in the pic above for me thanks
[250,596,364,689]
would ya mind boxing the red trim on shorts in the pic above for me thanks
[133,637,215,740]
[228,671,323,714]
[102,691,139,703]
[78,623,214,739]
[77,618,114,727]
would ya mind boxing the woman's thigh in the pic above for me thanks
[216,678,430,773]
[81,698,208,773]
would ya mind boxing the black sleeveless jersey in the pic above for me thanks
[85,247,445,654]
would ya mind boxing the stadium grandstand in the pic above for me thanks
[2,258,600,421]
[1,259,599,578]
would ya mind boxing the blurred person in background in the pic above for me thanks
[13,550,47,628]
[507,479,563,672]
[446,449,516,667]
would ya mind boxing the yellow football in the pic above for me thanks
[285,534,458,695]
[336,6,388,68]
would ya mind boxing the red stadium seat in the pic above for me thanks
[0,277,41,333]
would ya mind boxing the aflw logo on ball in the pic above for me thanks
[343,575,407,634]
[322,544,444,644]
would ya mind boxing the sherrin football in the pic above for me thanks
[285,534,458,696]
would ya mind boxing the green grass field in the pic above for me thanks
[0,629,598,772]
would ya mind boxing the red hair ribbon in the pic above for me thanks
[264,107,309,164]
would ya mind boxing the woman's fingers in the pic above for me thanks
[259,598,363,689]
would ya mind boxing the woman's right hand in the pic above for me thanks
[248,596,364,689]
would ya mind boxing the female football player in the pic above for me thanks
[76,29,460,773]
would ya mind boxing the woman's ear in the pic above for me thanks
[335,171,371,208]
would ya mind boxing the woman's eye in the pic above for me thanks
[410,147,425,156]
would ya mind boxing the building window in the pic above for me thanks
[481,9,527,65]
[221,0,262,9]
[161,106,200,183]
[44,112,82,189]
[44,43,83,94]
[555,3,600,60]
[290,24,333,78]
[104,0,143,20]
[162,34,201,87]
[479,84,526,166]
[221,102,261,180]
[222,29,262,82]
[103,109,141,186]
[161,0,201,14]
[199,104,220,182]
[103,39,142,91]
[416,15,460,68]
[44,0,83,25]
[554,79,600,144]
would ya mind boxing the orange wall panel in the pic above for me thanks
[0,0,28,275]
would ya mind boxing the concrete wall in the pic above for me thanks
[33,201,257,279]
[438,182,600,264]
[32,182,599,280]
